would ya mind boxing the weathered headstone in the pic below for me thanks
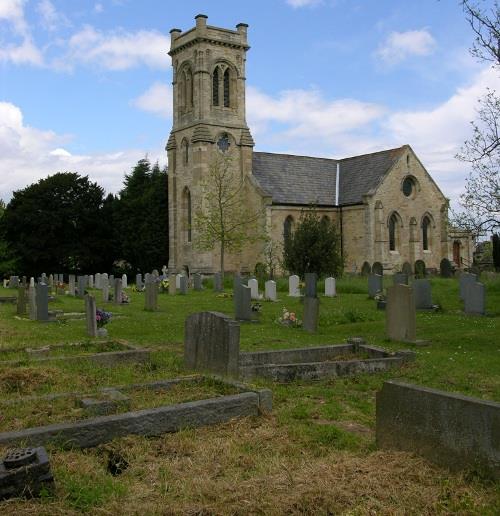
[214,272,223,292]
[108,274,114,287]
[303,297,319,333]
[35,283,49,322]
[102,283,109,303]
[386,284,416,342]
[145,278,158,310]
[248,278,259,300]
[152,269,159,278]
[16,286,26,315]
[361,262,371,276]
[85,294,97,337]
[193,273,202,291]
[464,281,485,315]
[114,278,123,305]
[121,274,128,288]
[459,272,477,300]
[68,275,76,296]
[440,258,453,278]
[393,272,408,285]
[368,274,383,298]
[184,311,240,376]
[234,284,252,321]
[402,262,413,276]
[413,279,433,309]
[101,273,108,288]
[28,285,36,320]
[289,275,300,297]
[168,273,177,295]
[304,273,317,298]
[179,275,188,295]
[414,260,426,278]
[9,276,19,288]
[135,273,143,290]
[264,280,277,301]
[325,277,336,297]
[88,275,94,289]
[95,273,102,289]
[372,262,383,276]
[77,276,86,298]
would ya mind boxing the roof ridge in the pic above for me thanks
[253,151,338,162]
[339,145,405,162]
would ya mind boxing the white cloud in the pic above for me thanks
[0,0,27,35]
[286,0,322,7]
[0,36,44,66]
[132,83,172,119]
[53,25,170,71]
[94,3,104,13]
[376,29,436,65]
[36,0,69,32]
[0,102,163,201]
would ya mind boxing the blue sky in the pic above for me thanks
[1,0,499,207]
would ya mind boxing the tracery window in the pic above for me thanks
[389,213,399,251]
[212,67,219,106]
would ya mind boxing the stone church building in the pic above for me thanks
[167,15,473,275]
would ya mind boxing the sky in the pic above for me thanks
[1,0,499,208]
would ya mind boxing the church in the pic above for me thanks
[166,15,473,275]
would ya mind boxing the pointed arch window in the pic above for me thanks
[284,215,294,245]
[183,188,192,243]
[422,216,430,251]
[223,68,230,107]
[212,67,219,106]
[389,213,399,251]
[185,68,193,109]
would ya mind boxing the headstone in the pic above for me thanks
[184,311,240,376]
[88,275,94,289]
[413,279,433,309]
[77,276,85,298]
[21,276,27,287]
[361,262,371,276]
[368,274,383,298]
[303,297,319,333]
[41,273,47,284]
[176,274,182,289]
[464,282,486,315]
[2,279,7,288]
[264,280,277,301]
[108,274,114,287]
[393,272,408,285]
[9,276,19,288]
[102,283,109,302]
[145,278,158,310]
[386,284,416,342]
[214,272,223,292]
[402,262,413,276]
[233,273,242,292]
[193,273,202,291]
[152,269,159,278]
[162,265,168,276]
[440,258,453,278]
[248,278,259,300]
[48,274,54,288]
[122,274,128,288]
[16,286,26,315]
[169,273,177,295]
[414,260,426,278]
[85,294,97,337]
[28,285,37,320]
[68,275,76,296]
[459,272,477,300]
[325,277,336,297]
[304,273,317,298]
[288,275,300,297]
[35,283,49,322]
[136,273,143,290]
[372,262,383,276]
[95,273,102,289]
[29,277,35,287]
[179,275,188,295]
[101,273,108,288]
[234,284,252,321]
[114,278,123,305]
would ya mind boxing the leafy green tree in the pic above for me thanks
[0,199,18,277]
[1,173,111,275]
[283,208,343,278]
[114,158,168,273]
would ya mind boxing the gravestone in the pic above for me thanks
[440,258,453,278]
[135,273,143,290]
[464,282,485,315]
[193,273,202,291]
[41,273,47,284]
[413,279,433,309]
[162,265,168,277]
[169,273,177,295]
[35,283,49,322]
[233,273,242,292]
[214,272,223,292]
[48,274,54,289]
[386,284,416,342]
[174,274,181,289]
[459,272,477,300]
[122,274,128,288]
[68,275,76,296]
[9,276,19,288]
[29,277,35,287]
[303,297,319,333]
[85,294,97,337]
[145,278,158,311]
[17,286,26,315]
[184,311,240,376]
[368,274,383,298]
[304,273,317,298]
[264,280,277,301]
[3,279,7,288]
[402,262,413,276]
[179,275,188,295]
[28,285,37,320]
[21,276,27,287]
[248,278,259,299]
[102,283,110,303]
[325,277,336,297]
[152,269,159,278]
[101,273,108,288]
[393,272,408,285]
[361,262,371,276]
[108,274,114,287]
[95,273,102,289]
[88,275,94,289]
[77,276,85,298]
[114,278,123,305]
[372,262,383,276]
[414,260,426,278]
[234,284,252,321]
[288,275,300,297]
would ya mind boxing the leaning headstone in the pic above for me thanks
[184,311,240,376]
[393,272,408,285]
[413,279,433,310]
[303,297,319,333]
[114,278,123,305]
[459,272,477,300]
[135,273,143,290]
[234,284,252,321]
[325,277,336,297]
[464,282,486,315]
[179,275,188,295]
[402,262,412,276]
[214,272,223,292]
[368,274,383,298]
[17,286,27,315]
[85,294,97,337]
[372,262,383,276]
[304,273,317,298]
[28,286,37,320]
[264,280,277,301]
[102,283,109,303]
[35,283,49,322]
[361,262,372,276]
[193,273,202,291]
[169,273,177,295]
[77,276,85,298]
[122,274,128,288]
[386,284,416,342]
[288,275,300,297]
[145,278,158,311]
[440,258,453,278]
[248,278,259,300]
[68,275,76,296]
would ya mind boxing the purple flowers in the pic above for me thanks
[96,309,112,328]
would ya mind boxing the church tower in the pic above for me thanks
[166,14,255,273]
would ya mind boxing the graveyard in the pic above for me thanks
[0,273,499,513]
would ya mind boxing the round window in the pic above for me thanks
[402,177,414,197]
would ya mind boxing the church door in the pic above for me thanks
[453,241,461,266]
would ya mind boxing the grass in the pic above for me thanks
[0,275,499,514]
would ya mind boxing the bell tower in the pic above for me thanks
[166,14,255,273]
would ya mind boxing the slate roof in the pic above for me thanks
[252,146,404,206]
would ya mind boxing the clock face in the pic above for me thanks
[217,134,230,153]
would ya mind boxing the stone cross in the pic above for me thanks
[264,280,277,301]
[386,284,416,342]
[85,294,97,337]
[288,275,300,297]
[325,277,336,297]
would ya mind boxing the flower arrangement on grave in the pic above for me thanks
[277,307,302,327]
[96,309,112,328]
[251,302,262,313]
[374,292,386,302]
[121,291,130,304]
[132,285,145,292]
[159,279,169,293]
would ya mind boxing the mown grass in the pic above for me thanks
[0,274,499,514]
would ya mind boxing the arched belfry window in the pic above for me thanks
[182,188,192,243]
[284,216,294,245]
[179,65,193,112]
[223,68,230,107]
[212,67,219,106]
[388,213,400,252]
[422,216,431,251]
[185,67,193,109]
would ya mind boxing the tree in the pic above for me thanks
[1,173,111,275]
[0,199,18,277]
[114,158,168,273]
[492,233,500,270]
[193,154,263,279]
[282,208,343,278]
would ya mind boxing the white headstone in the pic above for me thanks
[176,274,182,289]
[3,279,8,288]
[325,277,336,297]
[122,274,128,288]
[248,278,259,300]
[289,275,300,297]
[29,277,35,287]
[95,273,102,289]
[265,280,277,301]
[101,273,108,288]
